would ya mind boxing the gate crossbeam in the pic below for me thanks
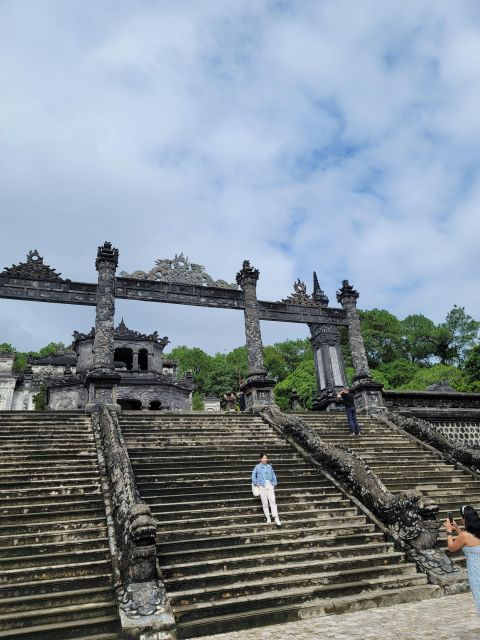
[0,274,348,325]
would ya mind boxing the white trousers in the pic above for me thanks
[258,480,278,519]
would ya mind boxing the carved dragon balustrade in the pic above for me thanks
[261,406,463,587]
[92,408,176,640]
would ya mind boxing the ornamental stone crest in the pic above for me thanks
[119,253,238,289]
[282,279,317,306]
[73,319,169,346]
[2,250,64,282]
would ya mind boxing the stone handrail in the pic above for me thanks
[378,409,480,476]
[261,405,461,586]
[92,407,176,639]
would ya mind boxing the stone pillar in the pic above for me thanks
[85,242,121,413]
[236,261,275,412]
[309,323,347,410]
[132,350,139,371]
[147,353,154,372]
[336,280,384,414]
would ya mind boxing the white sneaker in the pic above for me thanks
[275,517,282,526]
[265,517,272,524]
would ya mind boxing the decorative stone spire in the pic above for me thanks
[96,241,119,271]
[236,260,259,288]
[312,272,329,306]
[336,279,359,304]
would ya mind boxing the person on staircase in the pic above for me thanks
[251,453,282,526]
[445,505,480,613]
[336,387,361,436]
[223,391,237,412]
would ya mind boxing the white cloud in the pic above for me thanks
[1,0,480,353]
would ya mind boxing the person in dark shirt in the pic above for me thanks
[336,387,361,435]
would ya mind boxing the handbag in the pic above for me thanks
[252,484,260,497]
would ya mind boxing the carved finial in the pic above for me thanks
[336,279,359,304]
[1,250,63,281]
[96,241,119,270]
[236,260,260,287]
[312,271,329,306]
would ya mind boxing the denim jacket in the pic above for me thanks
[251,463,277,487]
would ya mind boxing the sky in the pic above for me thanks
[1,0,480,354]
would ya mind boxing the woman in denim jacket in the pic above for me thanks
[252,452,282,526]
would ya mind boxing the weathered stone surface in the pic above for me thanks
[336,280,370,381]
[1,249,64,281]
[193,593,479,640]
[120,252,238,289]
[309,322,347,406]
[261,406,460,584]
[93,408,176,639]
[379,410,480,475]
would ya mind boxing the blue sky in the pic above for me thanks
[1,1,480,353]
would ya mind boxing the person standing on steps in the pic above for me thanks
[336,387,361,436]
[445,505,480,613]
[251,453,282,526]
[223,391,237,412]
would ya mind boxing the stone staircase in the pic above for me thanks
[298,412,480,568]
[0,411,121,640]
[120,412,438,638]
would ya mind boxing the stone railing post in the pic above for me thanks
[85,242,121,413]
[236,260,275,412]
[336,280,384,414]
[92,408,176,639]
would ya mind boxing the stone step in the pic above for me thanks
[141,485,342,501]
[0,484,102,499]
[166,552,410,593]
[0,516,106,537]
[0,601,117,632]
[148,496,352,516]
[0,537,109,559]
[0,490,102,506]
[0,587,117,615]
[175,583,438,638]
[0,498,105,516]
[0,547,111,571]
[162,545,398,578]
[0,559,113,584]
[0,573,113,600]
[0,527,108,548]
[0,614,120,640]
[157,523,379,553]
[172,572,427,623]
[159,532,393,564]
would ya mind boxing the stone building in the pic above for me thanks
[0,320,193,411]
[48,320,193,411]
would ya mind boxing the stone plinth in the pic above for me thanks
[85,371,121,413]
[242,373,275,413]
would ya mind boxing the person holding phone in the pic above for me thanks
[445,505,480,613]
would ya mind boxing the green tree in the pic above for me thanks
[191,391,205,411]
[401,315,436,363]
[274,359,316,411]
[38,342,68,357]
[203,354,239,398]
[359,309,405,367]
[399,364,469,392]
[426,306,480,365]
[225,346,248,384]
[32,385,47,410]
[272,339,312,373]
[166,346,212,393]
[263,346,289,381]
[0,342,15,354]
[377,359,420,389]
[463,344,480,386]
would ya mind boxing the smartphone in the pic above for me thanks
[447,512,454,524]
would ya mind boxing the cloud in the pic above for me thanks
[1,0,480,353]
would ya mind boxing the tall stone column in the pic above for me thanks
[85,242,121,413]
[309,323,347,410]
[132,350,139,371]
[336,280,384,414]
[236,261,275,412]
